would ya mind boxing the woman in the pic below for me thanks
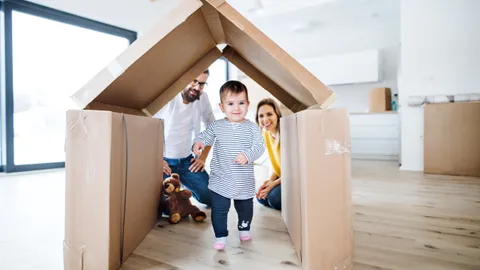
[255,98,282,210]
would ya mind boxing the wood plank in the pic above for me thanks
[1,160,479,270]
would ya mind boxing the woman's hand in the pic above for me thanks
[257,180,276,199]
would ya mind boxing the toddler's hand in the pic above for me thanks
[193,142,204,156]
[234,152,248,165]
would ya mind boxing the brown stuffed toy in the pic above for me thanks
[163,173,207,224]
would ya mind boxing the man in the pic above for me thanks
[154,69,215,208]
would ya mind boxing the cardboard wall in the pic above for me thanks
[280,113,303,260]
[281,108,354,270]
[64,110,164,270]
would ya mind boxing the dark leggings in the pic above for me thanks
[211,191,253,238]
[257,184,281,210]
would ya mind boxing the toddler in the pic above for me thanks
[192,80,265,250]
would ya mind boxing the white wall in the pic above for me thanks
[253,1,400,113]
[399,0,480,171]
[329,46,399,113]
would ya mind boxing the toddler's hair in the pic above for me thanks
[219,80,249,102]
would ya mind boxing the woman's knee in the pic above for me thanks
[267,185,282,210]
[256,196,267,206]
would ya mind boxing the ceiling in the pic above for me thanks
[26,0,398,33]
[26,0,399,57]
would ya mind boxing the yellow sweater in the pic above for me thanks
[263,131,281,178]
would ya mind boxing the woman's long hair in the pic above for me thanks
[255,98,283,135]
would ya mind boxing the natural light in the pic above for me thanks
[12,11,130,165]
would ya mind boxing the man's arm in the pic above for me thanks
[200,92,216,125]
[199,145,212,161]
[197,92,216,163]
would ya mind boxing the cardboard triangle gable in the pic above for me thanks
[71,0,335,116]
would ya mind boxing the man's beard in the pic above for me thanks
[182,87,201,103]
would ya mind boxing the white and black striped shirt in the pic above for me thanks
[193,118,265,200]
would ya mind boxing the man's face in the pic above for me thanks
[182,73,209,103]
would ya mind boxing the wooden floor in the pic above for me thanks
[0,160,479,269]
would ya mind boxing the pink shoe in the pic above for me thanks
[213,242,225,250]
[240,235,251,241]
[239,231,251,241]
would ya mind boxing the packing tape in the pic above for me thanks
[70,86,96,109]
[325,139,351,156]
[107,60,125,78]
[307,91,337,111]
[319,110,351,156]
[333,255,353,270]
[63,239,86,270]
[321,90,337,109]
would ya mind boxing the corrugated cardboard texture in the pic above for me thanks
[280,114,302,260]
[424,102,480,177]
[368,87,392,112]
[71,0,334,116]
[64,110,164,270]
[282,108,353,270]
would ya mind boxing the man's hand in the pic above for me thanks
[163,160,172,175]
[189,157,206,172]
[234,152,248,165]
[192,142,204,156]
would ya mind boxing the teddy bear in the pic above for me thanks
[163,173,207,224]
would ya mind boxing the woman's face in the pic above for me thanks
[257,104,278,133]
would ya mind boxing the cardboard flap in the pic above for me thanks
[213,0,334,108]
[71,0,336,116]
[71,0,215,114]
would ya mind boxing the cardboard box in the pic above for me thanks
[281,108,353,270]
[368,87,392,112]
[67,0,352,269]
[424,101,480,177]
[70,0,334,115]
[64,110,164,269]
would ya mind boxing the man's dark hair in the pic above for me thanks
[219,80,249,102]
[203,69,209,75]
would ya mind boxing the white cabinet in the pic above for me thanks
[300,50,380,85]
[349,112,400,161]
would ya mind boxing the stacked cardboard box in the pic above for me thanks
[368,87,392,112]
[65,0,354,269]
[424,101,480,177]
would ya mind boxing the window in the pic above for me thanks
[1,0,136,172]
[205,58,229,120]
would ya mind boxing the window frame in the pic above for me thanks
[0,0,137,173]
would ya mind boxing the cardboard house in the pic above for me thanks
[64,0,353,269]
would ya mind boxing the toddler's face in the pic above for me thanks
[220,91,249,123]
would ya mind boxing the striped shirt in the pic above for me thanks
[193,118,265,200]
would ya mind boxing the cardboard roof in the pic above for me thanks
[71,0,336,116]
